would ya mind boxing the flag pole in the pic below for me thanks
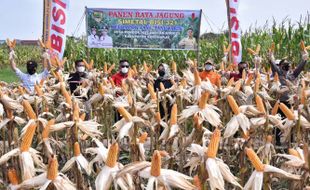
[225,0,233,65]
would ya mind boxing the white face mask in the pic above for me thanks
[205,64,213,71]
[121,67,129,74]
[77,66,85,73]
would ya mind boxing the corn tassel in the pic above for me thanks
[207,128,221,158]
[245,148,265,172]
[227,95,240,115]
[22,100,36,120]
[170,104,178,125]
[106,143,119,168]
[8,168,19,185]
[47,155,59,180]
[255,95,266,114]
[151,150,161,177]
[117,107,132,122]
[20,123,37,152]
[279,103,295,120]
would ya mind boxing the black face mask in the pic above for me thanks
[27,67,37,75]
[158,70,165,77]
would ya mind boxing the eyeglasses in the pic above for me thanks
[121,65,129,68]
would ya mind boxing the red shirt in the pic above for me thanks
[111,72,127,87]
[229,72,242,81]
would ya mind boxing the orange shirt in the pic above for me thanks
[199,71,221,87]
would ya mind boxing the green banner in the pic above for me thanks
[86,8,201,50]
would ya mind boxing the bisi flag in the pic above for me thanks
[228,0,242,64]
[43,0,70,59]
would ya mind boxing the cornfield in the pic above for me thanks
[0,16,309,190]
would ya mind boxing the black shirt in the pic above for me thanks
[67,72,87,93]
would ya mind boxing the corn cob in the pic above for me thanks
[117,107,132,122]
[227,95,240,115]
[198,91,210,109]
[106,143,119,168]
[103,63,108,73]
[42,119,55,139]
[159,82,165,91]
[8,168,19,185]
[74,142,81,157]
[138,132,148,143]
[266,135,272,143]
[227,77,235,87]
[22,100,36,120]
[245,74,253,86]
[35,84,44,96]
[20,123,37,152]
[18,86,26,95]
[107,64,115,74]
[194,69,201,86]
[171,61,177,73]
[207,128,221,158]
[288,148,302,159]
[80,113,86,121]
[73,102,80,122]
[148,83,157,100]
[151,150,161,177]
[274,72,279,82]
[132,65,138,75]
[279,103,295,120]
[170,104,178,126]
[234,80,242,91]
[300,41,306,51]
[60,83,72,107]
[155,112,161,124]
[98,83,105,96]
[242,69,246,80]
[271,101,279,116]
[255,95,266,114]
[47,155,59,180]
[245,148,265,172]
[247,48,256,55]
[301,87,306,105]
[6,108,14,119]
[109,78,115,88]
[193,175,202,190]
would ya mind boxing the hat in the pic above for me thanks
[204,59,214,65]
[26,60,38,68]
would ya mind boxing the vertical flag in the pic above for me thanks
[227,0,242,64]
[43,0,70,59]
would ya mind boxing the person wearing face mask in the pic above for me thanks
[87,27,99,48]
[228,61,249,81]
[9,48,51,94]
[68,60,88,93]
[199,60,221,87]
[111,59,130,87]
[154,63,173,119]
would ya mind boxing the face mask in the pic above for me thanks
[27,67,36,75]
[282,65,290,71]
[121,67,129,74]
[77,66,85,73]
[205,65,213,71]
[158,70,165,77]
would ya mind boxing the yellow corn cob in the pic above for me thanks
[255,44,261,54]
[159,82,165,91]
[279,103,295,120]
[247,48,256,55]
[138,132,148,143]
[82,59,90,70]
[47,155,59,180]
[117,107,132,122]
[254,77,260,93]
[132,65,138,75]
[245,74,253,86]
[301,87,306,105]
[198,91,210,109]
[227,95,240,115]
[159,150,169,157]
[274,72,279,82]
[60,83,72,107]
[255,95,266,114]
[80,113,86,121]
[266,135,272,143]
[106,143,119,168]
[245,148,265,172]
[18,86,26,95]
[8,168,19,185]
[143,62,148,72]
[170,104,178,125]
[155,112,161,124]
[22,100,36,120]
[98,83,105,96]
[180,78,187,88]
[269,42,275,52]
[127,69,134,78]
[151,150,161,177]
[227,77,235,87]
[172,61,177,73]
[193,175,202,190]
[6,108,14,120]
[300,41,306,51]
[194,69,201,86]
[89,59,94,70]
[242,69,246,80]
[35,84,43,96]
[109,78,116,88]
[74,142,81,157]
[73,102,80,121]
[288,148,302,159]
[20,123,37,152]
[40,79,45,86]
[103,63,108,73]
[170,79,176,86]
[107,64,115,74]
[42,119,55,139]
[127,93,133,106]
[242,131,250,140]
[148,83,157,100]
[121,81,128,95]
[271,101,279,116]
[207,128,221,158]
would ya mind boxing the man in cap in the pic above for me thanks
[9,49,51,94]
[199,59,221,87]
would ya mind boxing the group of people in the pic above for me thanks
[87,26,113,48]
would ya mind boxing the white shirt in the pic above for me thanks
[88,35,99,48]
[99,35,113,48]
[15,68,49,94]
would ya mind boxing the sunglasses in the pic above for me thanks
[121,65,129,68]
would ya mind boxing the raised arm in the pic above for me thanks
[292,50,308,78]
[268,52,281,75]
[42,51,52,71]
[9,50,17,72]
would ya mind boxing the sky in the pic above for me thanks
[0,0,309,39]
